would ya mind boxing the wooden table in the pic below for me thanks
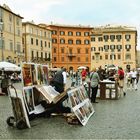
[99,80,118,100]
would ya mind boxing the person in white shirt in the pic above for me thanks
[130,68,137,90]
[125,69,132,90]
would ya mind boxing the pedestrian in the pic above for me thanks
[49,67,71,114]
[50,67,67,93]
[130,68,137,90]
[125,69,132,90]
[81,68,87,82]
[117,67,126,97]
[90,67,100,103]
[97,66,106,81]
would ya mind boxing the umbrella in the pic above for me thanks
[77,66,87,70]
[0,61,21,74]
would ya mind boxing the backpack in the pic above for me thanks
[119,72,124,80]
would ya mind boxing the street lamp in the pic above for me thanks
[0,20,4,61]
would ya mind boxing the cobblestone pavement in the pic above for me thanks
[0,81,140,139]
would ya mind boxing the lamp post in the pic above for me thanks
[0,20,4,61]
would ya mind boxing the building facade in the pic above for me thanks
[91,25,137,70]
[47,24,92,71]
[0,4,23,64]
[22,22,52,67]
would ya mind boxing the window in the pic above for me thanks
[16,43,21,53]
[110,45,115,52]
[125,45,131,51]
[40,30,42,36]
[100,56,102,60]
[52,30,57,35]
[104,45,109,52]
[54,57,57,61]
[92,55,94,60]
[31,38,33,45]
[36,39,38,46]
[37,51,38,58]
[84,32,89,36]
[110,35,115,42]
[10,40,13,51]
[9,14,12,22]
[30,28,33,34]
[61,57,64,62]
[48,42,51,48]
[85,48,89,54]
[54,48,56,53]
[61,48,64,53]
[41,40,43,47]
[125,54,131,60]
[68,31,73,36]
[60,31,65,35]
[77,57,80,61]
[91,47,96,51]
[116,35,122,41]
[31,51,34,59]
[110,54,116,60]
[76,32,81,36]
[98,37,103,42]
[45,41,47,47]
[16,17,20,25]
[99,47,103,51]
[69,48,73,54]
[118,54,121,59]
[86,57,88,61]
[60,39,65,44]
[91,37,95,41]
[84,39,90,44]
[44,31,46,37]
[45,53,47,59]
[76,40,81,44]
[68,39,73,44]
[103,35,109,42]
[116,45,122,50]
[41,52,43,59]
[125,35,131,41]
[52,38,57,43]
[77,48,81,53]
[17,28,20,36]
[105,55,108,60]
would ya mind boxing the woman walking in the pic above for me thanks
[90,68,100,103]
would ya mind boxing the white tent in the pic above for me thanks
[0,61,21,72]
[77,66,87,70]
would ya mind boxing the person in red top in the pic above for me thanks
[81,69,87,81]
[117,67,126,97]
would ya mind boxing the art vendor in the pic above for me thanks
[50,67,67,93]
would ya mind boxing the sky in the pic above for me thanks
[1,0,140,49]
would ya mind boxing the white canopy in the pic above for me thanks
[0,61,21,71]
[77,66,87,70]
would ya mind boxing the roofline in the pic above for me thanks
[22,22,52,31]
[48,24,93,29]
[0,5,23,19]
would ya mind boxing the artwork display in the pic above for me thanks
[23,86,45,115]
[21,63,49,87]
[68,86,95,126]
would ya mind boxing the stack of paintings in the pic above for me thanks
[67,86,95,126]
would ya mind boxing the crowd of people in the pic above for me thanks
[60,66,140,104]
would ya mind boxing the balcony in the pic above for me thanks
[67,53,76,57]
[94,52,100,54]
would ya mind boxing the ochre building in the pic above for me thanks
[48,24,92,71]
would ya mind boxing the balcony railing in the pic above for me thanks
[67,53,76,57]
